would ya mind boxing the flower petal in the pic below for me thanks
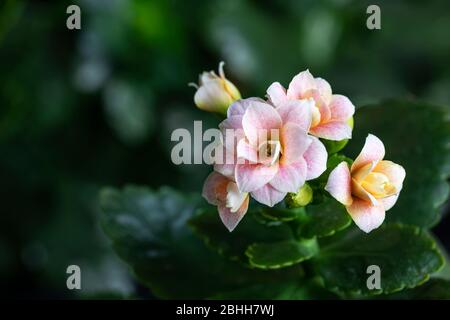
[329,94,355,121]
[314,77,332,105]
[219,116,245,155]
[218,196,249,232]
[373,160,406,192]
[235,163,278,192]
[352,178,379,206]
[227,97,265,117]
[379,194,399,211]
[214,163,235,180]
[309,121,352,140]
[269,158,307,193]
[213,143,236,180]
[242,101,282,146]
[236,138,258,163]
[219,114,243,131]
[267,82,288,107]
[194,79,233,112]
[202,172,228,205]
[325,161,353,206]
[287,70,316,99]
[352,161,378,183]
[277,99,313,132]
[250,184,286,207]
[346,199,386,233]
[281,123,312,165]
[226,182,248,212]
[303,136,327,180]
[351,134,385,173]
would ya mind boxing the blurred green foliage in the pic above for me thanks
[1,0,450,298]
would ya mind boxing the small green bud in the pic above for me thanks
[286,183,313,208]
[347,116,354,129]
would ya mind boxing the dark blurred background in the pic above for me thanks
[0,0,449,298]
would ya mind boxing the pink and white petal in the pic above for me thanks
[352,179,379,206]
[266,82,288,107]
[219,115,243,131]
[303,136,327,180]
[373,161,406,191]
[324,162,353,206]
[314,77,332,105]
[202,172,228,205]
[346,199,386,233]
[242,102,282,145]
[351,134,385,173]
[329,94,355,121]
[226,98,265,117]
[213,143,237,180]
[236,138,258,163]
[214,163,235,180]
[281,123,312,165]
[309,121,352,141]
[218,196,249,232]
[287,70,316,99]
[235,163,279,192]
[379,194,399,211]
[219,117,245,154]
[307,90,331,122]
[250,184,286,207]
[269,158,307,193]
[277,99,313,132]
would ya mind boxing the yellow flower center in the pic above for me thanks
[361,171,396,198]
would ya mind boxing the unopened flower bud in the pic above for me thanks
[286,183,313,208]
[191,62,241,115]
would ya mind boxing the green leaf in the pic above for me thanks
[348,99,450,227]
[296,198,352,239]
[210,279,338,300]
[100,186,306,299]
[246,239,319,269]
[99,186,226,298]
[314,224,444,296]
[382,278,450,300]
[258,207,303,222]
[189,208,296,264]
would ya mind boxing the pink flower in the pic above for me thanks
[325,134,406,233]
[215,97,327,207]
[267,70,355,141]
[202,171,249,232]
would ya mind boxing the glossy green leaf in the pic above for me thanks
[382,278,450,300]
[296,198,351,239]
[100,186,227,298]
[348,99,450,227]
[314,224,444,296]
[246,239,319,269]
[258,207,303,222]
[210,279,338,300]
[189,208,295,264]
[100,186,306,299]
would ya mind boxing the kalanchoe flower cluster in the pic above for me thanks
[194,62,405,233]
